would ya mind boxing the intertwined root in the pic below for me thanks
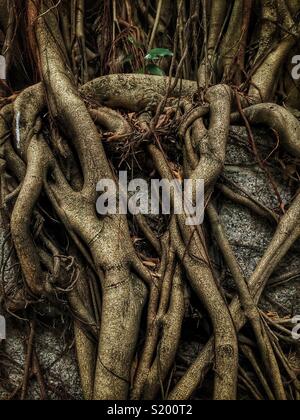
[0,0,300,401]
[2,72,300,399]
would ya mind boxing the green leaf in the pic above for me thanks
[145,48,174,61]
[145,64,166,76]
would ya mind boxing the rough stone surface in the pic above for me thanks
[221,126,300,316]
[0,319,82,400]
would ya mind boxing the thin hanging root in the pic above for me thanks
[26,0,41,77]
[68,260,99,338]
[32,350,47,400]
[131,243,175,400]
[253,0,278,64]
[75,0,88,83]
[239,366,264,400]
[169,190,300,400]
[219,0,244,82]
[143,265,185,400]
[2,0,16,71]
[148,0,163,51]
[231,103,300,158]
[59,3,71,56]
[249,2,300,102]
[241,345,275,400]
[171,218,239,401]
[198,0,227,86]
[68,252,100,399]
[21,320,35,400]
[269,332,300,395]
[131,276,162,400]
[250,193,300,302]
[235,0,253,85]
[216,184,279,224]
[208,203,287,400]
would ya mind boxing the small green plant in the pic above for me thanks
[125,36,173,75]
[145,48,174,61]
[144,48,173,76]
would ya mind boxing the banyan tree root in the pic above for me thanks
[0,0,300,401]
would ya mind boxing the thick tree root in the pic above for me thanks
[0,0,299,401]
